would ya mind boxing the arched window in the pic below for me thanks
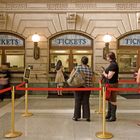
[49,32,93,72]
[0,32,25,69]
[118,32,140,73]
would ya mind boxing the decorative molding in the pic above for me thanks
[136,13,140,23]
[45,3,67,10]
[6,3,27,9]
[116,3,137,10]
[0,13,8,29]
[0,3,140,11]
[66,12,77,23]
[1,0,139,3]
[75,3,96,9]
[0,13,7,20]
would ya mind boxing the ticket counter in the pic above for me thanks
[0,32,25,83]
[118,32,140,76]
[49,32,93,83]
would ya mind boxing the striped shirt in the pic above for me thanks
[76,65,93,87]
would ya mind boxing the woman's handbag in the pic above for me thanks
[63,72,69,81]
[101,74,111,100]
[67,70,85,87]
[105,83,111,100]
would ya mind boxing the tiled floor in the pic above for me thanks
[0,95,140,140]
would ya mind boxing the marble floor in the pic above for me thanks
[0,95,140,140]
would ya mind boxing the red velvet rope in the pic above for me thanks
[15,80,140,93]
[0,87,11,94]
[16,82,26,88]
[16,87,102,91]
[0,82,25,95]
[107,87,140,92]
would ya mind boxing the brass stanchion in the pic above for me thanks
[96,86,113,139]
[95,80,103,114]
[5,86,22,138]
[22,83,33,117]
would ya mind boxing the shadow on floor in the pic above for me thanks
[48,92,74,98]
[120,94,140,99]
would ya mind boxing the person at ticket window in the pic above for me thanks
[55,60,65,96]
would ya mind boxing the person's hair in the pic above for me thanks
[107,52,116,61]
[81,56,88,65]
[55,60,62,71]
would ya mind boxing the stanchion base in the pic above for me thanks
[95,110,103,114]
[96,132,113,139]
[22,112,33,117]
[5,131,22,138]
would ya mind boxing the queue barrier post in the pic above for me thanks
[22,83,33,117]
[95,80,103,114]
[5,86,22,138]
[96,86,113,139]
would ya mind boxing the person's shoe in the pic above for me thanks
[106,114,111,120]
[72,117,78,121]
[107,104,117,122]
[107,117,116,122]
[106,102,111,120]
[86,118,90,122]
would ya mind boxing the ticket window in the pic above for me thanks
[6,55,24,68]
[0,33,25,69]
[50,49,93,72]
[117,51,138,73]
[5,50,25,69]
[49,33,93,73]
[72,50,92,69]
[50,50,70,72]
[73,55,92,67]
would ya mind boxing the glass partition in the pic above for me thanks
[50,54,69,72]
[117,50,138,72]
[73,55,92,68]
[6,55,24,68]
[72,49,92,68]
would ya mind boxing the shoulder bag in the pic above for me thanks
[67,69,85,87]
[103,75,111,100]
[105,83,111,100]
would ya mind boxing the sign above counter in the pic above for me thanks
[0,34,24,46]
[51,33,92,47]
[119,34,140,46]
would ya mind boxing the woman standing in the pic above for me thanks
[55,60,65,96]
[71,56,93,121]
[102,52,119,122]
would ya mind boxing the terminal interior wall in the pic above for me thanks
[0,2,139,82]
